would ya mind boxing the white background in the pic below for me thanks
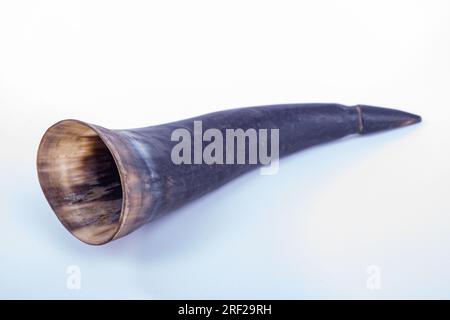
[0,0,449,298]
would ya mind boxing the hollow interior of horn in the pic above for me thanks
[37,120,123,245]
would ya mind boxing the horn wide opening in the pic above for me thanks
[37,120,124,245]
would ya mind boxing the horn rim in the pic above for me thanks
[36,119,127,245]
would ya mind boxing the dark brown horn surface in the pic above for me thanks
[36,103,421,245]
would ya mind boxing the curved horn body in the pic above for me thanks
[37,103,421,245]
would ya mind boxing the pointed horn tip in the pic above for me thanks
[406,113,422,125]
[398,111,422,128]
[357,105,422,134]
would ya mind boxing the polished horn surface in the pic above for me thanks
[37,103,421,245]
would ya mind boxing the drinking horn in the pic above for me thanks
[37,103,421,245]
